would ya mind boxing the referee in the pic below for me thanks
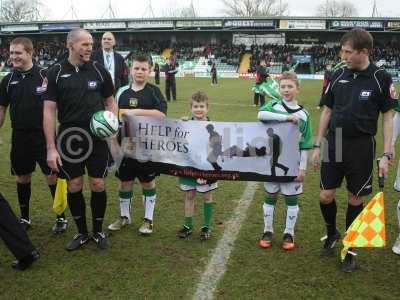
[312,28,396,272]
[43,28,117,251]
[0,37,67,234]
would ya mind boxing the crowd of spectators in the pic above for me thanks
[0,39,67,70]
[0,37,399,74]
[170,42,245,66]
[250,42,400,73]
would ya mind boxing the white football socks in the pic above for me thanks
[263,203,275,233]
[143,194,156,221]
[120,196,131,219]
[284,205,299,236]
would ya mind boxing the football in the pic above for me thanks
[90,110,119,139]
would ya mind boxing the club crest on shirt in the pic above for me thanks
[359,90,372,101]
[88,81,98,90]
[129,98,138,107]
[390,83,398,100]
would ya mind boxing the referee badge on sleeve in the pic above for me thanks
[359,90,372,101]
[88,81,98,90]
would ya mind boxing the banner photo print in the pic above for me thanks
[121,116,300,182]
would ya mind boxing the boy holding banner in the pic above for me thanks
[257,71,313,250]
[108,55,167,235]
[177,91,218,240]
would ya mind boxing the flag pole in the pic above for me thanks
[377,158,385,191]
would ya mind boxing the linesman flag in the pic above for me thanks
[341,192,386,261]
[53,178,68,215]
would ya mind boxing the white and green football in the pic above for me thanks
[90,110,119,139]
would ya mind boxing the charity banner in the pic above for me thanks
[119,115,300,182]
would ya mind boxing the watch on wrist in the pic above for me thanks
[382,152,393,161]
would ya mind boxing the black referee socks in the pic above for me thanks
[91,191,107,233]
[17,182,31,220]
[67,191,88,234]
[48,184,56,199]
[346,203,363,230]
[320,200,337,237]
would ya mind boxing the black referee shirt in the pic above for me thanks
[0,65,46,130]
[322,63,396,137]
[44,59,114,126]
[116,83,167,114]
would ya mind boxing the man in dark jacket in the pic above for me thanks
[164,56,179,101]
[253,60,269,107]
[91,31,128,92]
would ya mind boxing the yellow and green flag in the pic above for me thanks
[53,178,68,215]
[341,192,386,261]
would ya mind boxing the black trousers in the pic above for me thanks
[155,74,160,85]
[0,193,35,260]
[212,75,218,84]
[254,93,265,107]
[165,78,176,101]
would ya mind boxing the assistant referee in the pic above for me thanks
[43,28,117,251]
[312,28,396,272]
[0,37,66,234]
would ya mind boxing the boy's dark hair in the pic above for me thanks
[190,91,209,106]
[133,54,150,65]
[340,28,373,52]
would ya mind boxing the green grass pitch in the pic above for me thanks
[0,77,400,299]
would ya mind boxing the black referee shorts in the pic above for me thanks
[320,133,375,197]
[115,158,159,183]
[10,129,52,176]
[56,126,110,180]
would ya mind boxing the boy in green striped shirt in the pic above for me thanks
[257,71,313,251]
[177,91,218,240]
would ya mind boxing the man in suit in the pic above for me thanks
[92,31,128,92]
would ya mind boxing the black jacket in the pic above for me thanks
[91,49,128,92]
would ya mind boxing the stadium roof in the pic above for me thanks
[1,16,400,34]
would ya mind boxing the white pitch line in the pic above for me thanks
[192,181,259,300]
